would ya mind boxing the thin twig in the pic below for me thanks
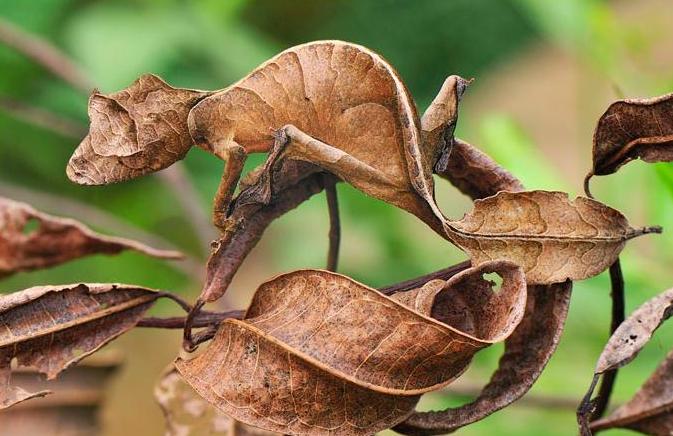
[137,310,244,329]
[157,165,217,254]
[443,382,594,411]
[324,175,340,272]
[183,299,206,352]
[0,17,94,93]
[0,96,86,138]
[577,374,601,436]
[591,259,624,420]
[379,260,471,295]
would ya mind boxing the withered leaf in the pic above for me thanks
[67,74,210,185]
[0,283,160,409]
[155,367,279,436]
[395,282,572,435]
[590,92,673,178]
[595,287,673,375]
[188,40,451,236]
[445,190,659,285]
[591,349,673,435]
[395,139,573,434]
[436,138,523,200]
[177,265,526,435]
[0,196,182,278]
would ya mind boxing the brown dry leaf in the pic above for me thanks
[67,74,210,185]
[201,165,325,303]
[589,92,673,179]
[591,349,673,435]
[595,287,673,375]
[155,367,279,436]
[0,283,160,410]
[445,190,659,285]
[188,40,450,236]
[395,282,572,435]
[393,139,573,434]
[0,196,182,278]
[436,138,523,200]
[177,264,526,435]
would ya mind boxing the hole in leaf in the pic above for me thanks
[21,218,40,236]
[483,272,503,293]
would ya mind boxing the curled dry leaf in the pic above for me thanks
[67,74,210,185]
[595,287,673,375]
[155,367,279,436]
[392,139,573,434]
[445,190,659,285]
[591,349,673,435]
[0,196,182,278]
[0,283,160,409]
[589,92,673,181]
[395,282,572,434]
[177,264,526,435]
[436,138,523,200]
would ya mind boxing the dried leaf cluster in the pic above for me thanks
[2,39,673,435]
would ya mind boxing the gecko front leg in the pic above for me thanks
[212,140,247,232]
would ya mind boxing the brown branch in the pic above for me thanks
[443,382,594,411]
[0,17,94,93]
[138,310,244,329]
[379,260,471,295]
[324,175,340,271]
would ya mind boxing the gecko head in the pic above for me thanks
[67,74,210,185]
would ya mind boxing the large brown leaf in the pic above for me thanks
[0,196,182,278]
[188,40,447,235]
[67,74,210,184]
[445,190,658,284]
[155,367,279,436]
[0,283,161,409]
[589,92,673,179]
[591,349,673,435]
[177,264,526,435]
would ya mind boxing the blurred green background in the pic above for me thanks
[2,0,673,434]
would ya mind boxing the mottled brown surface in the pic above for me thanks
[396,140,573,435]
[437,138,523,200]
[155,367,279,436]
[0,283,159,410]
[447,190,655,284]
[591,92,673,177]
[395,282,572,435]
[189,40,448,234]
[591,350,673,435]
[67,74,210,185]
[177,266,526,435]
[0,196,182,278]
[595,287,673,374]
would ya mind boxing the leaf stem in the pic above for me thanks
[137,310,244,329]
[379,260,471,295]
[591,259,625,420]
[324,175,340,272]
